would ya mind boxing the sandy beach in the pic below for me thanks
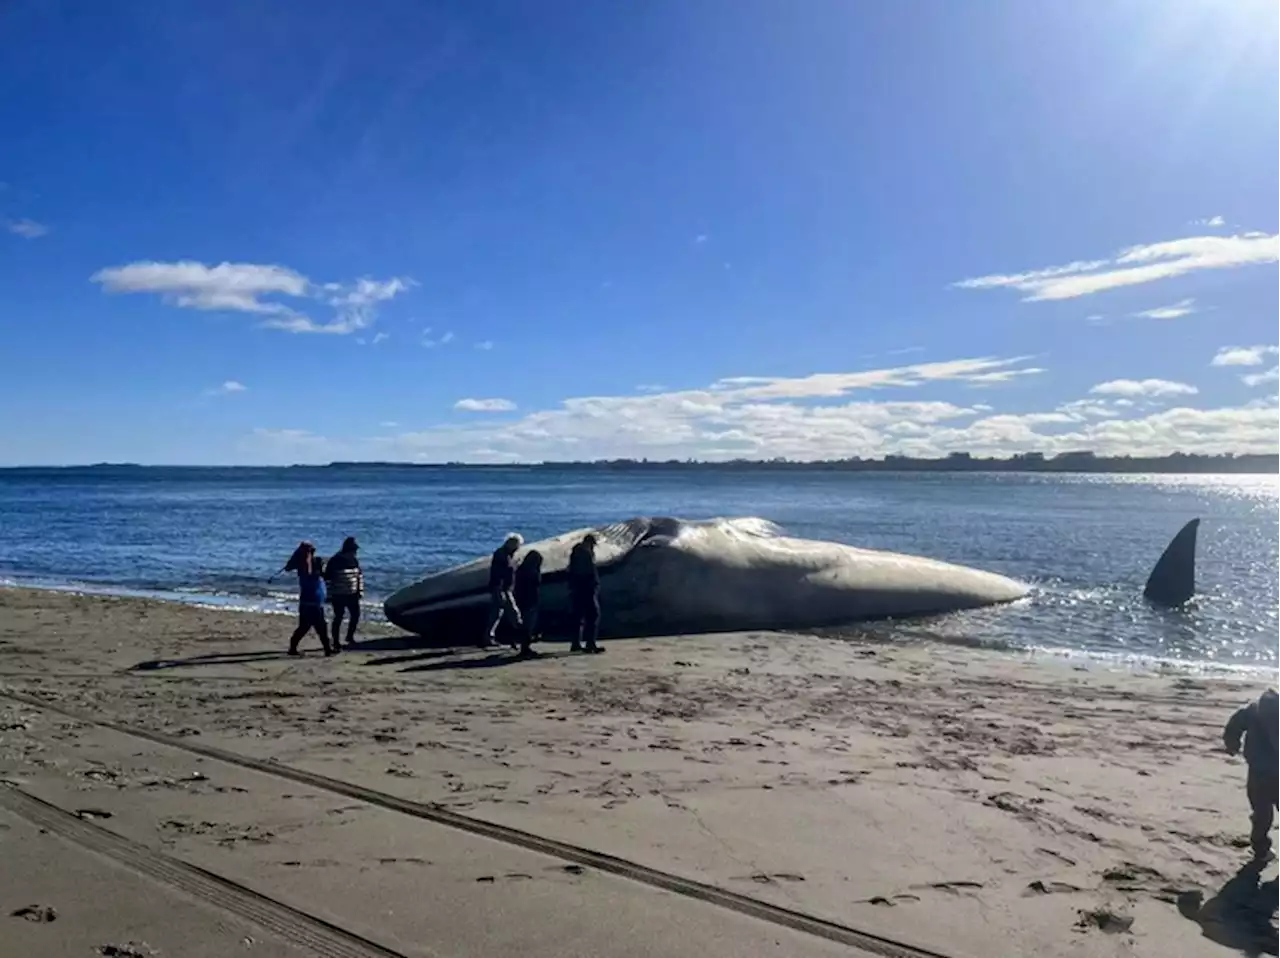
[0,587,1275,958]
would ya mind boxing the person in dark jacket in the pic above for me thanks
[286,544,332,656]
[484,533,523,647]
[325,536,364,651]
[513,550,544,658]
[567,533,602,654]
[1225,689,1279,860]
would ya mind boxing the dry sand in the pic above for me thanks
[0,587,1275,957]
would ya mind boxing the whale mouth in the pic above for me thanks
[383,516,663,624]
[382,516,781,625]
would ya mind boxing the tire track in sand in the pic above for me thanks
[0,783,418,958]
[1,688,957,958]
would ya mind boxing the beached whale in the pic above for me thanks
[382,516,1031,640]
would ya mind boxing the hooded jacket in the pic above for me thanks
[568,542,599,596]
[325,549,364,598]
[1225,690,1279,778]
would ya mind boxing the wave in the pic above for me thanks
[0,573,388,621]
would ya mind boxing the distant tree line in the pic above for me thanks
[320,451,1280,474]
[10,451,1275,474]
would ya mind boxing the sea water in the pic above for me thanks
[0,467,1275,670]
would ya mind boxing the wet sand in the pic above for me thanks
[0,587,1275,957]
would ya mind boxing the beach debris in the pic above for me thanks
[11,904,57,922]
[1074,908,1134,935]
[98,943,159,957]
[75,808,114,821]
[386,764,415,777]
[78,766,121,784]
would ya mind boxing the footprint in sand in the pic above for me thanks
[734,872,806,885]
[910,881,985,896]
[75,808,114,821]
[11,904,58,923]
[859,894,921,907]
[1074,908,1134,935]
[1024,880,1085,896]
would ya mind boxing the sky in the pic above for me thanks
[1,0,1277,465]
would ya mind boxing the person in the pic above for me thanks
[325,536,364,651]
[484,533,523,648]
[567,533,602,654]
[512,549,544,659]
[287,544,332,656]
[1225,689,1279,861]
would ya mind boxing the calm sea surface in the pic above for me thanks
[0,468,1275,670]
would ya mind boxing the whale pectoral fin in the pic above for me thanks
[1143,518,1199,608]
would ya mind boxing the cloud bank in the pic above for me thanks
[241,354,1277,465]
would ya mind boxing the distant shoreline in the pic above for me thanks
[3,452,1277,475]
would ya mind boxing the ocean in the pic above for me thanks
[0,467,1275,671]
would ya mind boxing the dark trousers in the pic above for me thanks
[570,593,599,650]
[330,595,360,645]
[518,604,540,654]
[289,604,330,654]
[1247,770,1278,856]
[486,589,521,642]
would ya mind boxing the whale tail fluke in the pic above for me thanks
[1143,519,1199,607]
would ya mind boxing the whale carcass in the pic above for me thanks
[383,516,1029,640]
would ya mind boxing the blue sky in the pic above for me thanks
[2,0,1277,465]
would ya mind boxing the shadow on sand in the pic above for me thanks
[1178,859,1278,957]
[397,648,580,674]
[131,650,295,671]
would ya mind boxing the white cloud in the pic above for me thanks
[1243,366,1280,388]
[955,231,1278,301]
[7,218,49,238]
[421,328,456,349]
[372,332,390,345]
[963,367,1046,387]
[454,398,517,413]
[475,340,495,350]
[91,260,413,335]
[250,427,326,446]
[695,234,709,244]
[1132,298,1196,320]
[1089,378,1198,398]
[1211,345,1278,367]
[204,380,247,396]
[1191,215,1226,228]
[94,261,308,314]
